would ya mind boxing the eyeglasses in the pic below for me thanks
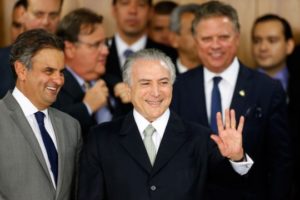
[76,40,107,50]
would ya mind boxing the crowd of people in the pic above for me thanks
[0,0,299,200]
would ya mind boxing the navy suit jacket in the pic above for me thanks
[78,111,235,200]
[0,46,15,98]
[171,64,292,200]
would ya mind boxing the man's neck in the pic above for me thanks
[179,54,201,70]
[117,30,146,46]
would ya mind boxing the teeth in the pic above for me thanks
[47,86,57,91]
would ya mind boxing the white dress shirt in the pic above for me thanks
[133,107,253,175]
[115,33,147,67]
[12,87,57,188]
[204,57,239,123]
[176,58,189,74]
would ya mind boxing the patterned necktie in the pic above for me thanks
[143,124,156,166]
[210,76,222,134]
[34,111,58,184]
[123,49,134,59]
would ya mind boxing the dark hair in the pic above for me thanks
[56,8,103,43]
[112,0,152,6]
[24,0,64,11]
[252,14,293,40]
[10,29,64,78]
[153,1,177,15]
[170,3,201,34]
[192,1,240,35]
[13,0,26,9]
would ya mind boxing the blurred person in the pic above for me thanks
[78,49,253,200]
[11,0,26,43]
[106,0,177,110]
[169,3,202,74]
[0,29,81,200]
[0,0,63,99]
[148,1,178,46]
[171,1,292,199]
[53,8,119,140]
[252,14,299,200]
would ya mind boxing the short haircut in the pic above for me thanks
[112,0,152,6]
[23,0,64,11]
[153,1,178,15]
[192,1,240,35]
[170,3,201,34]
[56,8,103,43]
[10,29,64,78]
[123,49,176,85]
[252,14,293,40]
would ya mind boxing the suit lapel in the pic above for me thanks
[119,113,153,174]
[4,93,53,184]
[151,113,188,176]
[230,64,254,118]
[197,67,210,126]
[48,108,65,195]
[62,69,85,100]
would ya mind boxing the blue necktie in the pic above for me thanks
[123,49,134,59]
[34,111,58,184]
[210,76,222,134]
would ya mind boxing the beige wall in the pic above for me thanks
[1,0,300,67]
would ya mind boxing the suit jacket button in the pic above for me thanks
[150,185,156,191]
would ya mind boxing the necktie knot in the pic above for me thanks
[35,111,45,125]
[124,49,134,59]
[143,124,155,137]
[213,76,222,85]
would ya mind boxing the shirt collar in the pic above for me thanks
[204,57,239,86]
[133,108,170,139]
[12,87,49,118]
[176,58,188,74]
[258,66,289,91]
[115,33,147,57]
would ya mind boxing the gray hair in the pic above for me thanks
[10,29,64,79]
[192,1,240,35]
[170,3,201,34]
[122,49,176,85]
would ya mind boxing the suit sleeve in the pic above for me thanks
[78,128,106,200]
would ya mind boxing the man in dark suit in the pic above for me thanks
[78,49,254,200]
[251,14,299,200]
[0,29,82,200]
[0,0,63,99]
[105,0,177,110]
[53,8,120,140]
[171,2,292,200]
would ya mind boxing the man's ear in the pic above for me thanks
[64,41,76,58]
[286,38,295,55]
[14,60,27,81]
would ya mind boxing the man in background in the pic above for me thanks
[54,8,118,140]
[11,0,26,43]
[148,1,178,46]
[0,0,64,99]
[251,13,299,200]
[169,3,202,74]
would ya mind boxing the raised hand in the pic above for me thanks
[210,109,245,161]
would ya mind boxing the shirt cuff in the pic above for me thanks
[83,102,93,115]
[229,154,254,175]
